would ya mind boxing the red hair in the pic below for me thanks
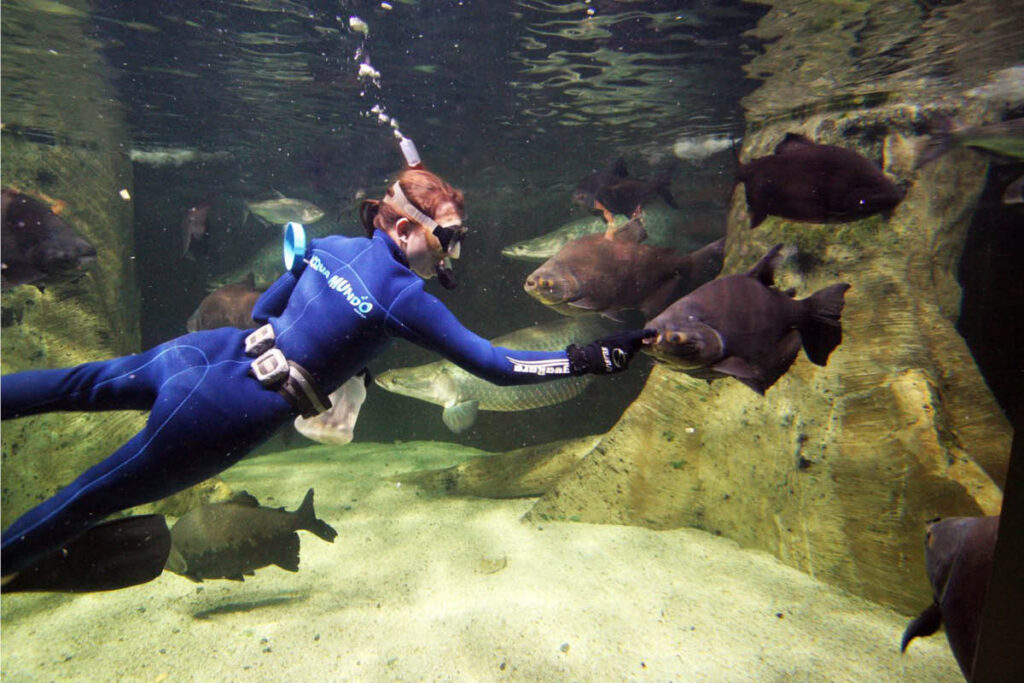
[364,169,465,237]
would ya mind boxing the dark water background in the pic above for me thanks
[3,0,1021,451]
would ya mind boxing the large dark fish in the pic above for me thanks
[736,133,905,228]
[166,488,337,582]
[186,273,262,332]
[901,516,999,681]
[915,115,1024,169]
[181,198,212,256]
[524,216,725,321]
[644,244,850,394]
[573,157,678,221]
[1,188,97,290]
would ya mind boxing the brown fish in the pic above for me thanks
[644,244,850,394]
[573,158,678,226]
[166,488,337,582]
[737,133,905,228]
[523,216,724,321]
[186,273,262,332]
[901,516,999,680]
[181,198,211,256]
[1,188,97,290]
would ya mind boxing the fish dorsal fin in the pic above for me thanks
[608,157,629,177]
[610,216,647,243]
[271,188,286,199]
[774,133,815,156]
[745,244,784,287]
[228,491,261,507]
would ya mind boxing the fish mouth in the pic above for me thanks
[523,272,576,305]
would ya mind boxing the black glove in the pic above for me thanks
[566,328,656,376]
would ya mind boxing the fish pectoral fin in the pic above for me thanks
[711,356,766,394]
[600,311,627,322]
[901,602,943,652]
[567,298,601,311]
[443,400,479,433]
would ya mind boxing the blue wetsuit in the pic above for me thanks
[1,232,571,574]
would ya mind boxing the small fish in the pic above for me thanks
[181,198,212,256]
[375,316,618,433]
[293,370,370,445]
[573,157,678,224]
[166,488,337,582]
[1,188,97,290]
[524,215,725,321]
[737,133,905,228]
[1003,175,1024,205]
[244,194,325,225]
[901,516,999,681]
[128,148,233,167]
[501,204,723,263]
[186,273,262,332]
[915,115,1024,169]
[644,244,850,394]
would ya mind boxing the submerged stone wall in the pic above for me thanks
[1,2,145,526]
[528,0,1016,614]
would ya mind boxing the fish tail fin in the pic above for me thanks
[798,283,850,366]
[677,237,726,281]
[655,162,680,209]
[296,488,338,543]
[914,114,959,169]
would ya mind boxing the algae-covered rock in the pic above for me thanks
[527,0,1016,615]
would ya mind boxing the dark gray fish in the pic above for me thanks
[1,188,97,290]
[901,516,999,681]
[524,215,725,321]
[166,488,337,582]
[1002,175,1024,205]
[186,273,262,332]
[737,133,905,228]
[573,157,678,220]
[915,115,1024,169]
[644,244,850,394]
[181,198,212,256]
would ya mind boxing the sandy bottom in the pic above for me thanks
[1,442,961,682]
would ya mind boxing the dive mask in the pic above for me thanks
[385,181,467,259]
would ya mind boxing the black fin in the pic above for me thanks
[799,283,851,365]
[357,367,373,388]
[295,488,338,542]
[682,237,726,280]
[774,132,815,155]
[229,491,261,507]
[655,163,679,209]
[608,157,629,177]
[2,515,170,593]
[611,217,647,243]
[275,533,301,572]
[901,602,943,652]
[745,244,784,287]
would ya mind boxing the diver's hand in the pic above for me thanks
[566,329,656,376]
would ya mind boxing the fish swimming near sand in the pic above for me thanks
[1,188,97,290]
[573,157,678,224]
[244,194,325,226]
[644,244,850,394]
[501,204,723,263]
[375,316,618,433]
[181,198,212,256]
[524,215,725,321]
[901,515,999,681]
[294,370,370,445]
[737,133,905,228]
[186,273,262,332]
[915,114,1024,169]
[166,488,337,582]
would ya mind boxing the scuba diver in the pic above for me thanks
[1,166,654,592]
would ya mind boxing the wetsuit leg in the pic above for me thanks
[0,344,186,419]
[1,353,294,575]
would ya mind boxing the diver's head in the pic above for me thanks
[360,169,468,287]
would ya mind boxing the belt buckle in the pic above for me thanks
[250,348,289,387]
[245,324,276,357]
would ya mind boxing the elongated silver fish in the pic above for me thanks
[915,115,1024,168]
[502,204,720,262]
[375,316,618,433]
[245,195,325,225]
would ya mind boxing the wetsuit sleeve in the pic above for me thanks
[251,270,299,324]
[387,287,571,386]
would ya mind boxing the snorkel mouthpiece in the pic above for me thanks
[435,262,458,289]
